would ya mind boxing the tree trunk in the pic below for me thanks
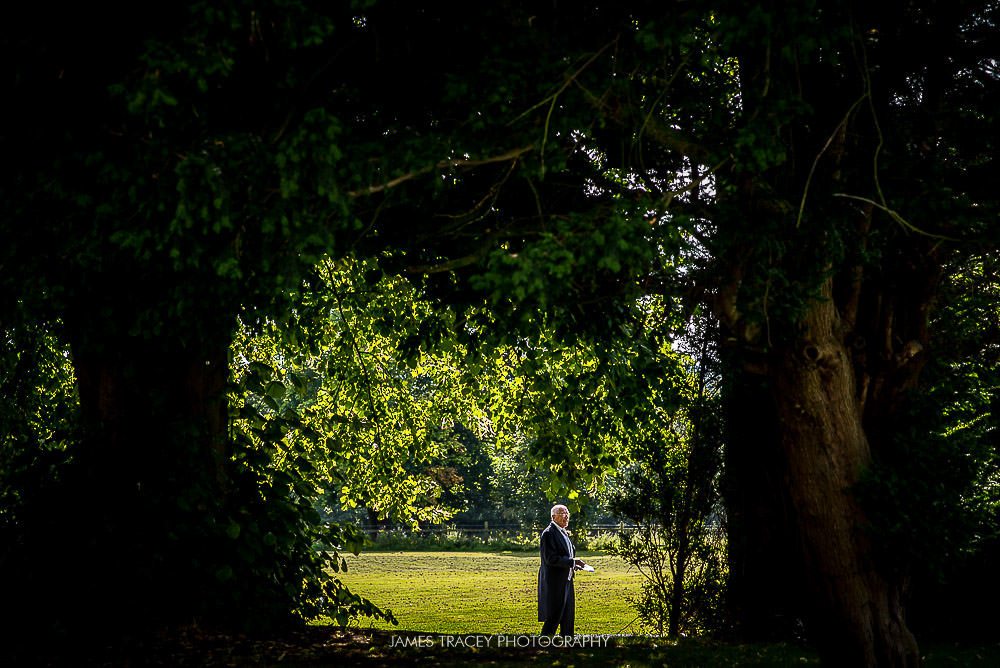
[768,284,919,667]
[722,361,803,641]
[64,331,232,633]
[668,560,684,638]
[367,507,382,539]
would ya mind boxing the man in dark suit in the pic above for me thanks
[538,504,588,635]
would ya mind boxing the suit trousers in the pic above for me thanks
[540,578,575,636]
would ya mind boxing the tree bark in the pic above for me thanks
[768,281,920,667]
[722,362,804,641]
[64,331,232,632]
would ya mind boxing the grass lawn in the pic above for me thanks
[316,551,1000,667]
[329,550,643,635]
[24,549,991,667]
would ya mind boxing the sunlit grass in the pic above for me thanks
[327,550,642,635]
[314,551,1000,667]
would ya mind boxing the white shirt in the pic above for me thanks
[558,526,574,580]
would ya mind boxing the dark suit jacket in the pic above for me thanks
[537,521,575,622]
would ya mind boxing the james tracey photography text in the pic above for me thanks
[388,634,615,649]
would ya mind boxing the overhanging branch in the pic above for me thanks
[347,145,535,199]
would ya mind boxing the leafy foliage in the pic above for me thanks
[0,316,79,586]
[605,318,728,637]
[232,256,486,526]
[857,254,1000,638]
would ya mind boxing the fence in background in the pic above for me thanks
[355,522,634,538]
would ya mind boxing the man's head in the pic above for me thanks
[550,504,570,529]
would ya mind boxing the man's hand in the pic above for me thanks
[574,558,587,570]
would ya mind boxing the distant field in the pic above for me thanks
[329,551,643,635]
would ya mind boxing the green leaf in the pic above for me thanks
[226,521,241,540]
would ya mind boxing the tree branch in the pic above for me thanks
[404,253,485,275]
[347,145,535,198]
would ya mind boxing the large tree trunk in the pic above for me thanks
[64,330,232,634]
[722,362,804,641]
[768,282,919,667]
[715,12,940,659]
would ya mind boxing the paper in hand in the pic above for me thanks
[581,564,595,572]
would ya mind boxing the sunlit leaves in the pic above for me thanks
[233,256,482,527]
[0,317,79,534]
